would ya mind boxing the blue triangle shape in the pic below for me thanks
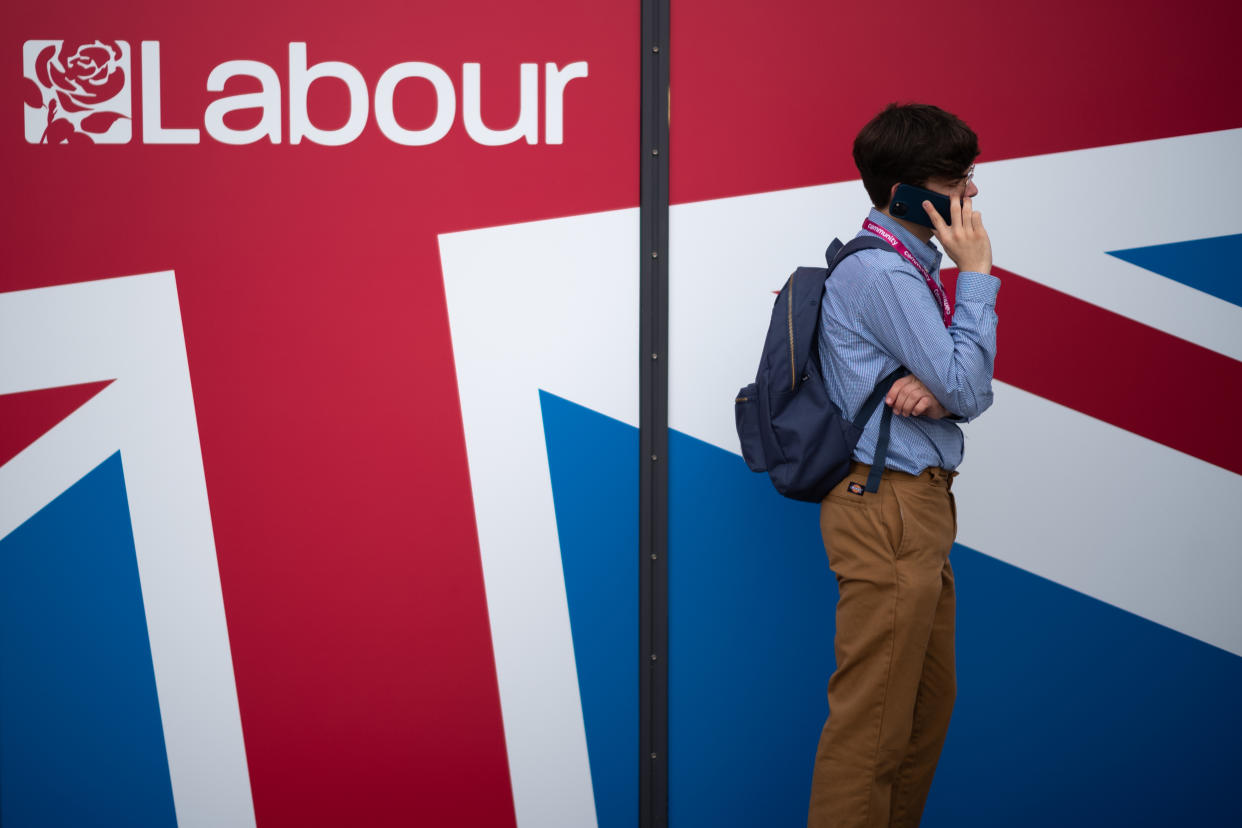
[1107,233,1242,307]
[541,391,638,828]
[0,452,177,827]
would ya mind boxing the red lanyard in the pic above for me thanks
[862,219,952,327]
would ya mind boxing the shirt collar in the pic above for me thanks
[863,207,943,274]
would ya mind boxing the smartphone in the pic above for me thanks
[889,183,952,228]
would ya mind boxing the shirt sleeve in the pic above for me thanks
[856,254,1001,420]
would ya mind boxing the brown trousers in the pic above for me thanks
[807,463,958,828]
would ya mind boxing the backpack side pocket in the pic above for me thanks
[734,383,765,472]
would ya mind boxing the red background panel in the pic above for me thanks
[2,2,638,826]
[670,0,1242,203]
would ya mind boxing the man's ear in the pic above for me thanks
[888,182,900,205]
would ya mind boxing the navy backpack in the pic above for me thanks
[735,237,907,501]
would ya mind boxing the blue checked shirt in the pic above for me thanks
[818,208,1001,473]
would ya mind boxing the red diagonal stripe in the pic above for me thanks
[943,267,1242,476]
[0,380,115,468]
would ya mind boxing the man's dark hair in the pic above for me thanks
[853,103,979,208]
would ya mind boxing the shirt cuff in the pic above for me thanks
[955,270,1001,304]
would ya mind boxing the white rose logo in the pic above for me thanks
[23,40,132,144]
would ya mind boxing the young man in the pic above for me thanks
[807,103,999,828]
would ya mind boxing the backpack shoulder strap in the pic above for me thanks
[851,367,909,492]
[825,235,892,275]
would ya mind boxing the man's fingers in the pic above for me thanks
[949,191,963,228]
[904,391,931,416]
[887,380,910,412]
[886,375,914,405]
[886,377,944,417]
[894,386,913,415]
[896,386,923,416]
[888,376,945,417]
[922,200,948,234]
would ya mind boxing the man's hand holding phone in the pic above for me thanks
[923,195,992,275]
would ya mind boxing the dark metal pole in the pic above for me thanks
[638,0,670,824]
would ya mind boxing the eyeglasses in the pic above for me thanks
[958,166,976,188]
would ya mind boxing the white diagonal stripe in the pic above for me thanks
[0,272,256,828]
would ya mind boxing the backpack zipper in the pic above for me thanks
[787,273,796,390]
